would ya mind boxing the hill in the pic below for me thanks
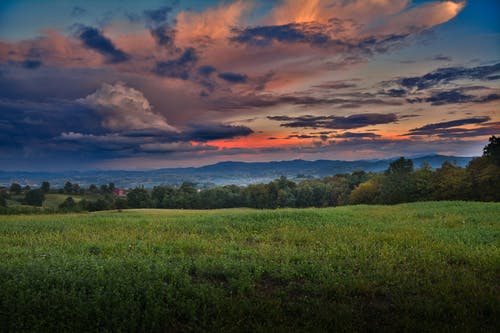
[0,155,473,188]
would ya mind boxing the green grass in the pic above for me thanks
[1,201,499,332]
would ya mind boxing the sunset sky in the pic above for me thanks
[0,0,498,170]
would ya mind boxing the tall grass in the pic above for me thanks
[0,201,498,332]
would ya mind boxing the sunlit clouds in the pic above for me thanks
[0,0,498,170]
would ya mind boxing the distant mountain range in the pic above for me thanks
[0,155,474,188]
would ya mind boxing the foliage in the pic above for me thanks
[59,197,77,211]
[483,135,500,166]
[24,189,45,206]
[41,181,50,193]
[9,183,22,195]
[127,187,151,208]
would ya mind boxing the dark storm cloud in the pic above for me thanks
[0,91,254,160]
[396,63,500,90]
[268,113,398,129]
[184,123,254,141]
[218,72,248,83]
[0,98,104,148]
[76,26,130,63]
[154,48,198,79]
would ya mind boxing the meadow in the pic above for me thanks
[0,201,498,332]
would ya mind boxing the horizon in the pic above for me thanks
[1,0,499,171]
[0,153,477,173]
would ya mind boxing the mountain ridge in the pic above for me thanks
[0,155,475,188]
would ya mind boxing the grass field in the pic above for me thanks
[0,202,498,332]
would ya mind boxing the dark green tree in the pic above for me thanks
[24,189,45,207]
[127,187,151,208]
[64,181,73,194]
[41,181,50,194]
[483,136,500,166]
[88,184,98,193]
[114,198,128,211]
[433,161,470,200]
[10,183,22,195]
[379,157,415,204]
[59,197,77,210]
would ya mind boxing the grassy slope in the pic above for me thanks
[0,202,499,332]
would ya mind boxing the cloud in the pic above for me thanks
[230,22,331,47]
[71,6,86,17]
[312,81,358,90]
[268,113,398,129]
[218,72,248,83]
[431,54,452,62]
[21,59,42,69]
[210,92,402,110]
[423,89,500,106]
[397,63,500,90]
[405,116,492,136]
[370,1,465,36]
[154,48,198,79]
[144,6,172,24]
[139,142,218,154]
[198,65,217,76]
[76,26,130,63]
[78,82,176,132]
[332,132,381,139]
[184,123,254,142]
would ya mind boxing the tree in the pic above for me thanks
[127,187,151,208]
[483,136,500,166]
[88,184,98,193]
[433,161,470,200]
[25,189,45,207]
[41,181,50,194]
[0,195,6,207]
[114,198,128,211]
[64,181,73,194]
[10,183,22,195]
[379,157,415,204]
[59,197,76,210]
[72,183,81,195]
[413,162,434,201]
[349,176,382,205]
[467,156,500,202]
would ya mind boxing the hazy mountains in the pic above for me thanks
[0,155,473,188]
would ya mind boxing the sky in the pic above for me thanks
[0,0,498,171]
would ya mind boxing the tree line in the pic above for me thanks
[1,136,498,212]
